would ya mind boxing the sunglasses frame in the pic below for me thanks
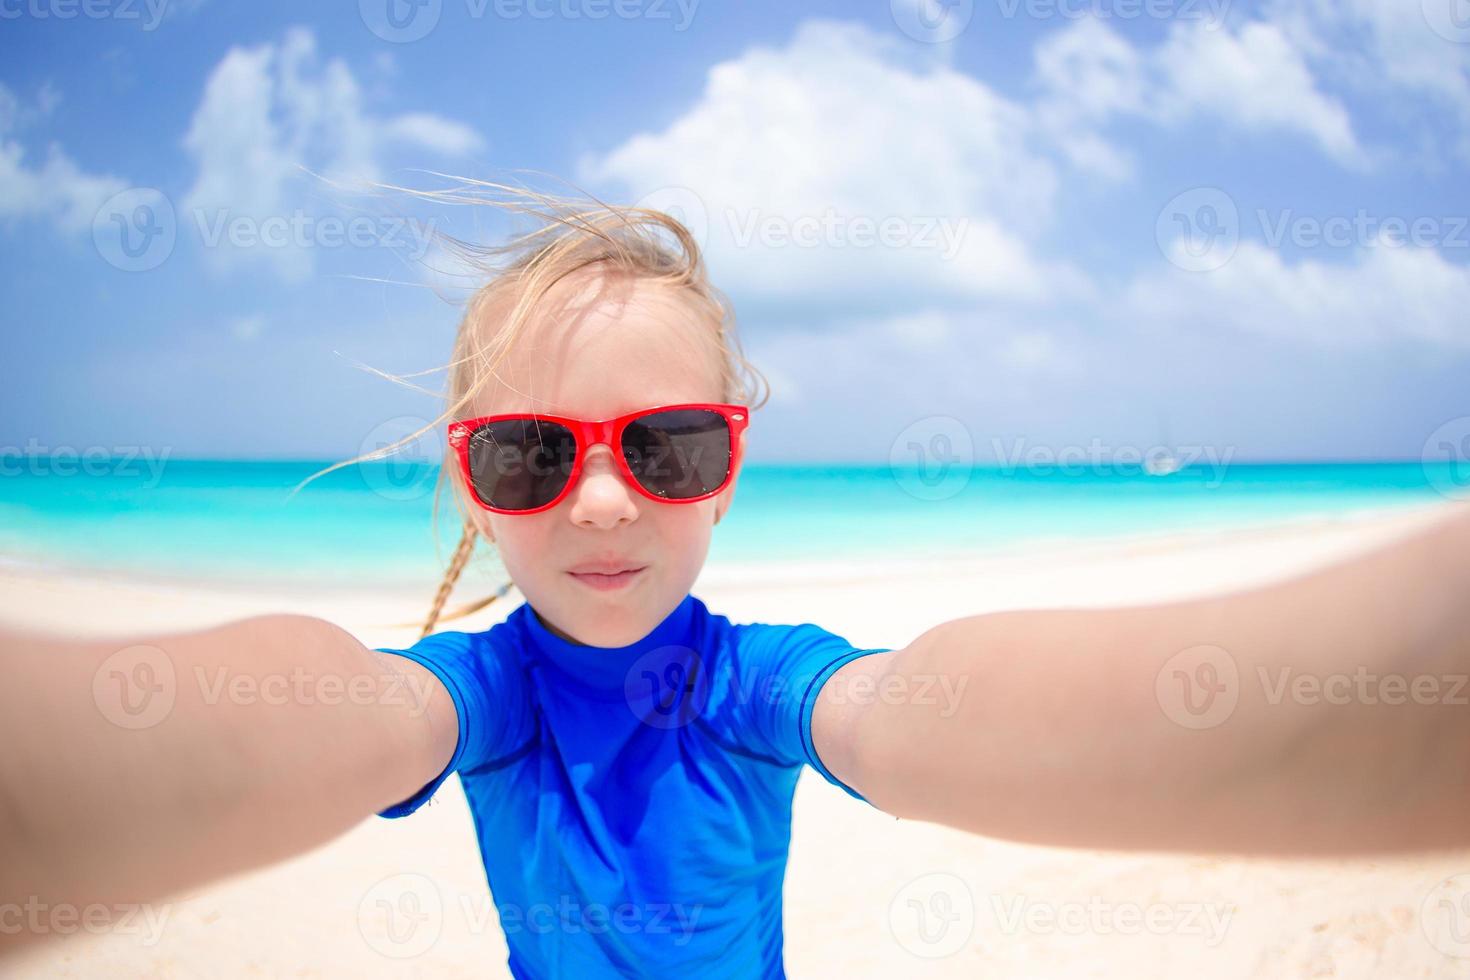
[448,402,750,515]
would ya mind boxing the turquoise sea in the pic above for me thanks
[1,459,1466,590]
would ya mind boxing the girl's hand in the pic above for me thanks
[0,614,456,958]
[814,500,1470,855]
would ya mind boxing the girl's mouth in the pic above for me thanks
[567,567,647,591]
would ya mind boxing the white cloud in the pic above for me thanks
[380,114,482,156]
[1034,17,1367,175]
[884,310,952,350]
[1265,0,1470,163]
[574,16,1464,363]
[181,27,484,281]
[578,19,1083,311]
[0,83,20,132]
[1153,20,1366,169]
[1032,17,1144,179]
[1125,242,1470,349]
[228,314,266,341]
[1269,0,1469,103]
[788,308,1079,382]
[0,83,127,235]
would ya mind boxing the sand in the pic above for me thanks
[4,501,1469,979]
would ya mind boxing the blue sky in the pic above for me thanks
[1,0,1468,464]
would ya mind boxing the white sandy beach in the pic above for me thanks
[4,502,1470,979]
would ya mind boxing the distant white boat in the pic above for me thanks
[1146,410,1182,476]
[1144,451,1183,476]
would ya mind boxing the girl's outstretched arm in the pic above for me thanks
[0,614,456,957]
[815,500,1470,855]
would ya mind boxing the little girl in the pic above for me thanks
[363,190,899,976]
[3,182,1470,978]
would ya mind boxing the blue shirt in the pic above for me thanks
[374,592,892,979]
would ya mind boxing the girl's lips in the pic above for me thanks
[566,567,647,591]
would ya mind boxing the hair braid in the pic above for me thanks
[421,521,480,639]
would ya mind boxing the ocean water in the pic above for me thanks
[1,458,1465,590]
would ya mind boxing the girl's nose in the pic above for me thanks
[567,443,639,529]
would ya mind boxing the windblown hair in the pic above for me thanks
[299,174,769,639]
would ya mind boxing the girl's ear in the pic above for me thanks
[465,506,495,544]
[716,427,749,526]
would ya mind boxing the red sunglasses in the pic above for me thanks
[448,403,749,514]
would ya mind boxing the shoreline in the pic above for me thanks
[0,498,1455,640]
[2,495,1449,594]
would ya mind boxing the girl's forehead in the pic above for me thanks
[473,274,724,417]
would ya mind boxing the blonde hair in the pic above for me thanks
[299,175,769,640]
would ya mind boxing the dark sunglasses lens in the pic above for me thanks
[622,409,733,500]
[467,419,577,510]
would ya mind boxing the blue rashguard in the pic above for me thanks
[374,592,892,979]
